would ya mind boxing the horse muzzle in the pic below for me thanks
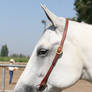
[14,85,38,92]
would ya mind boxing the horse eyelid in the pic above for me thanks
[37,48,49,57]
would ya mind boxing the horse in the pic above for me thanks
[14,5,92,92]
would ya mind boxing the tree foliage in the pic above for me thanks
[74,0,92,24]
[1,44,9,57]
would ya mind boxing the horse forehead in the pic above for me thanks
[39,30,58,47]
[43,28,58,40]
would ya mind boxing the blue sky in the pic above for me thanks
[0,0,76,56]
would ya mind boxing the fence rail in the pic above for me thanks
[0,64,26,92]
[0,64,26,68]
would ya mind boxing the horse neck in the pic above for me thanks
[67,21,92,81]
[66,21,85,47]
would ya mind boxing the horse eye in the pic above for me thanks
[37,48,49,57]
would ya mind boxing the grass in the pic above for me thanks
[0,56,29,62]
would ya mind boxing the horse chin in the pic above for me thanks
[14,85,37,92]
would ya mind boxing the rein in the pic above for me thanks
[38,19,69,92]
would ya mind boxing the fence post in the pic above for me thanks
[2,67,6,91]
[0,64,26,91]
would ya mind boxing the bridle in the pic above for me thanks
[38,18,69,92]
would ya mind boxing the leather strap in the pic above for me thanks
[38,19,69,92]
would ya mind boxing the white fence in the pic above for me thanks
[0,64,26,92]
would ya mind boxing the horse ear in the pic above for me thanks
[41,4,61,27]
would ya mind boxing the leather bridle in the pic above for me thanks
[38,18,69,92]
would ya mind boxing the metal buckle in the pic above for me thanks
[56,47,62,55]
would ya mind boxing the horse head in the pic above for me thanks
[14,5,83,92]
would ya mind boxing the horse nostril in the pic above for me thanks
[14,84,37,92]
[25,85,37,92]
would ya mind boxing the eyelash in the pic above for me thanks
[37,48,49,57]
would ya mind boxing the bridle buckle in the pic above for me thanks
[56,47,62,55]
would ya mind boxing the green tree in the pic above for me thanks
[74,0,92,24]
[1,44,9,57]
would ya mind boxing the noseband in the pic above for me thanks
[38,19,69,92]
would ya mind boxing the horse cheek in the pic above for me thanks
[48,49,83,88]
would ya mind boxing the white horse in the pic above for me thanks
[14,5,92,92]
